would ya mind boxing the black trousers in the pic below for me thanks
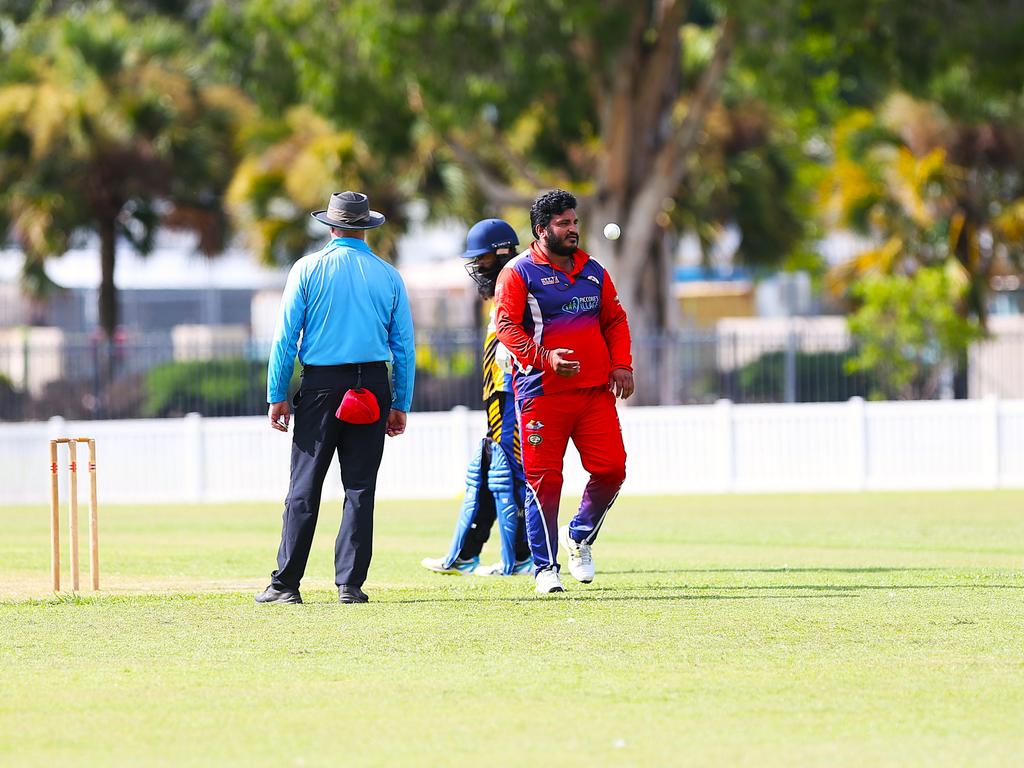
[271,362,390,590]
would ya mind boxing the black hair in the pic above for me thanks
[529,189,578,238]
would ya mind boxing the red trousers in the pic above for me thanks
[517,386,627,571]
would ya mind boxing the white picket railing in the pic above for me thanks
[3,398,1023,506]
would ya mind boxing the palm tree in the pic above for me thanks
[226,106,406,266]
[820,95,1024,328]
[0,9,252,340]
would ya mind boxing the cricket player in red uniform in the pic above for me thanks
[494,189,634,594]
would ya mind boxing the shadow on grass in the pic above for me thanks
[603,567,940,575]
[0,591,857,608]
[580,583,1024,593]
[382,577,1024,605]
[385,591,860,605]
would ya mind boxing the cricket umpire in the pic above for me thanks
[256,191,416,605]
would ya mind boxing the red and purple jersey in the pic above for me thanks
[494,242,632,400]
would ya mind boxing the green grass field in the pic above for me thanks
[2,492,1023,767]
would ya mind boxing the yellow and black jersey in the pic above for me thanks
[481,303,511,401]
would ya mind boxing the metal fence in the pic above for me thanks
[1,326,1018,422]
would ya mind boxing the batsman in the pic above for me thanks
[420,219,534,576]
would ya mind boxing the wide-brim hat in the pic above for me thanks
[311,191,386,230]
[336,387,381,425]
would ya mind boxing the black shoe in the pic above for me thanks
[338,585,369,604]
[255,585,302,604]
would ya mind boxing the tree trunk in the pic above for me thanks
[98,216,118,340]
[589,192,684,405]
[452,7,737,403]
[586,10,736,325]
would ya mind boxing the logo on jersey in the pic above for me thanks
[560,295,600,314]
[527,434,543,445]
[586,275,600,285]
[541,276,560,285]
[524,420,544,430]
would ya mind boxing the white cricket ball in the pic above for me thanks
[603,222,621,241]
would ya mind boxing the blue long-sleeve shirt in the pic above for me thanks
[266,237,416,411]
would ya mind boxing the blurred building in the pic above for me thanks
[674,266,756,328]
[0,232,287,333]
[969,315,1024,399]
[2,224,1022,417]
[399,258,480,331]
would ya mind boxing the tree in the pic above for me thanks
[0,8,252,339]
[205,2,807,322]
[821,96,1024,328]
[368,1,759,334]
[846,267,982,400]
[225,106,408,264]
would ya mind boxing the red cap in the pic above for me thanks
[336,388,381,424]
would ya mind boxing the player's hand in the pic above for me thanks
[386,409,407,437]
[269,401,290,432]
[548,348,581,378]
[609,368,634,400]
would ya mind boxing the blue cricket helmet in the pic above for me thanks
[462,218,519,260]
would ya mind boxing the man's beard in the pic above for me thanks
[474,267,499,298]
[544,226,577,257]
[466,251,513,298]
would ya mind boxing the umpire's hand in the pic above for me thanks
[269,401,290,432]
[386,409,407,437]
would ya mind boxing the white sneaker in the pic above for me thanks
[559,525,594,583]
[534,569,565,594]
[420,555,479,575]
[475,557,535,576]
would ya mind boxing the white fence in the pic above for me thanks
[3,398,1024,506]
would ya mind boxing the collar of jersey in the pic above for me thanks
[329,237,374,254]
[529,241,589,277]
